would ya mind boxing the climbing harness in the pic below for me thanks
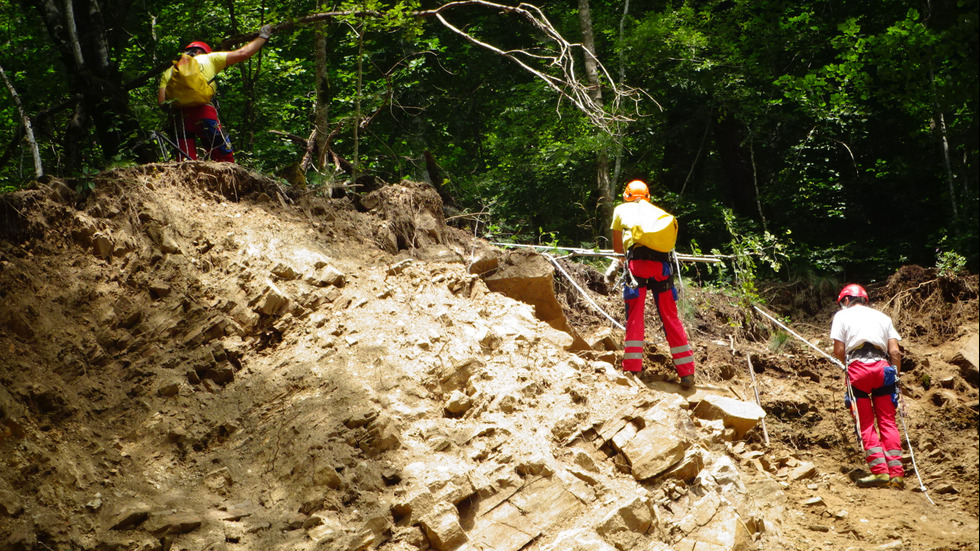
[165,99,231,161]
[672,250,685,296]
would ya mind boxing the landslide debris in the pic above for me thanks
[0,163,977,551]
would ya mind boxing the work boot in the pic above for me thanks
[856,473,890,488]
[889,476,905,489]
[680,375,695,389]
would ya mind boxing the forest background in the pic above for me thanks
[1,0,977,281]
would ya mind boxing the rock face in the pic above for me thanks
[478,249,590,350]
[1,165,976,551]
[692,395,766,439]
[621,424,691,481]
[949,333,979,386]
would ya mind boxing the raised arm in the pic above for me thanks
[226,25,273,66]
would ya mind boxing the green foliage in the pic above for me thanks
[936,249,967,278]
[768,330,791,353]
[712,209,791,305]
[0,0,975,278]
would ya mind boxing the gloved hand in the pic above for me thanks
[603,258,623,286]
[259,24,273,40]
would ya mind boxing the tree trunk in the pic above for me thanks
[0,63,43,178]
[611,0,631,190]
[352,22,365,188]
[715,116,757,219]
[314,0,332,170]
[225,0,263,153]
[577,0,613,235]
[935,111,959,223]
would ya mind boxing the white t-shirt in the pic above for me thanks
[830,303,901,355]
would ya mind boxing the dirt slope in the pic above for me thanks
[0,163,977,551]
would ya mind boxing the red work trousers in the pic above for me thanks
[849,360,903,477]
[622,258,695,376]
[171,104,235,162]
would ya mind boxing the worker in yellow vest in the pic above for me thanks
[609,180,696,387]
[157,25,272,162]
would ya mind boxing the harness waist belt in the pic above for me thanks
[848,342,887,363]
[627,246,670,262]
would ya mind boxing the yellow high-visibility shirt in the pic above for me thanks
[611,199,678,252]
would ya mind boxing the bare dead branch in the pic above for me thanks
[215,2,649,132]
[426,1,645,130]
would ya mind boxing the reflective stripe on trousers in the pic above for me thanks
[622,259,695,376]
[850,359,904,477]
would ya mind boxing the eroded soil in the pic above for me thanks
[0,163,977,551]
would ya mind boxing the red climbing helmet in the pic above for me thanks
[837,283,869,304]
[183,41,212,54]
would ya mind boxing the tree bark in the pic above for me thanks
[225,0,264,152]
[314,0,333,171]
[935,111,959,223]
[716,116,757,219]
[611,0,631,190]
[578,0,613,234]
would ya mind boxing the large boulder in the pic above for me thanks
[692,395,766,439]
[949,333,979,387]
[479,249,588,350]
[621,424,691,481]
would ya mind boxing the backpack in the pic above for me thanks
[627,202,678,252]
[165,54,215,108]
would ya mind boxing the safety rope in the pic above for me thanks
[489,242,727,264]
[171,110,190,160]
[211,99,230,156]
[753,305,935,503]
[896,383,936,504]
[495,243,703,334]
[541,253,624,331]
[753,305,866,452]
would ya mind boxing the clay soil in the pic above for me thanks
[1,163,977,551]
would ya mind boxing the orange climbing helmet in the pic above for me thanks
[622,180,650,202]
[837,284,869,304]
[183,41,212,54]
